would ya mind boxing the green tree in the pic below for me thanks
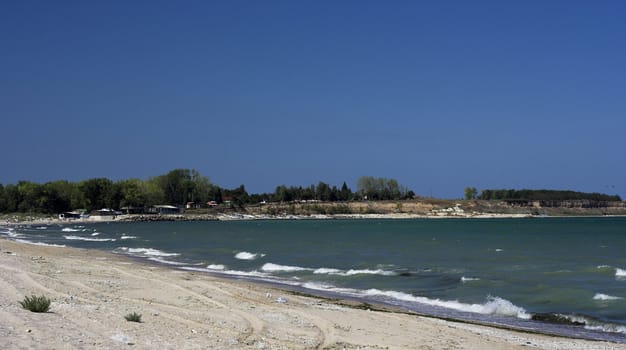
[338,182,352,201]
[316,182,332,201]
[464,187,478,200]
[2,184,19,212]
[40,181,76,214]
[17,181,43,212]
[80,178,114,211]
[357,176,411,200]
[189,170,212,203]
[118,179,147,208]
[157,169,194,205]
[0,183,6,212]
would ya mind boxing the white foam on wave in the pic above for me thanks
[593,293,623,301]
[120,235,137,240]
[300,281,530,320]
[36,226,48,230]
[181,266,269,278]
[312,267,395,276]
[91,232,101,236]
[559,314,626,334]
[262,263,311,272]
[15,239,66,248]
[4,229,21,238]
[461,276,480,283]
[365,290,531,319]
[207,264,225,270]
[64,235,116,242]
[615,268,626,278]
[347,269,395,276]
[61,227,81,232]
[148,257,187,266]
[313,268,343,275]
[234,251,266,260]
[117,247,180,257]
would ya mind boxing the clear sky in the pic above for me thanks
[1,1,625,199]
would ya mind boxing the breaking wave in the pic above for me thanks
[461,276,480,283]
[64,235,116,242]
[554,314,626,334]
[61,227,81,232]
[262,263,310,272]
[234,251,266,260]
[147,257,187,266]
[313,268,395,276]
[259,263,396,276]
[207,264,225,270]
[116,247,180,257]
[593,293,623,301]
[300,282,530,319]
[181,266,269,278]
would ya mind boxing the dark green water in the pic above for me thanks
[4,217,626,341]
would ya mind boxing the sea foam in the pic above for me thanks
[593,293,623,301]
[181,266,269,278]
[207,264,226,270]
[313,267,395,276]
[117,247,180,257]
[300,281,530,320]
[61,227,81,232]
[148,257,187,266]
[261,263,311,272]
[461,276,480,283]
[558,314,626,334]
[363,289,531,319]
[615,268,626,278]
[234,251,266,260]
[64,235,116,242]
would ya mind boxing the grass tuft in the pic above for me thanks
[20,295,51,313]
[124,312,142,323]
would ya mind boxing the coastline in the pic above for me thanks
[3,211,616,227]
[1,237,625,349]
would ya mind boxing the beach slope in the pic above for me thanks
[0,238,623,350]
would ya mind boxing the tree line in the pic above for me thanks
[477,189,621,202]
[0,170,415,214]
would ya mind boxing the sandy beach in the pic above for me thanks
[1,237,624,350]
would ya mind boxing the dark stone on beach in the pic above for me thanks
[531,313,586,326]
[397,272,413,277]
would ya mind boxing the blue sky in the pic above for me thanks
[1,1,625,199]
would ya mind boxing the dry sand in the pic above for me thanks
[1,238,624,350]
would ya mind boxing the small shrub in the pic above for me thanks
[124,312,142,323]
[20,295,51,313]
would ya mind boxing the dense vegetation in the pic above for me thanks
[479,189,622,202]
[0,170,413,214]
[1,170,620,215]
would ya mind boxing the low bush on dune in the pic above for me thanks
[20,295,51,313]
[124,312,142,323]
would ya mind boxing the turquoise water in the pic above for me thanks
[3,217,626,341]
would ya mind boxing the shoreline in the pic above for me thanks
[4,211,626,227]
[1,237,626,349]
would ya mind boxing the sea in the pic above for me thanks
[2,217,626,342]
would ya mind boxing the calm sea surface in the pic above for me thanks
[3,217,626,342]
